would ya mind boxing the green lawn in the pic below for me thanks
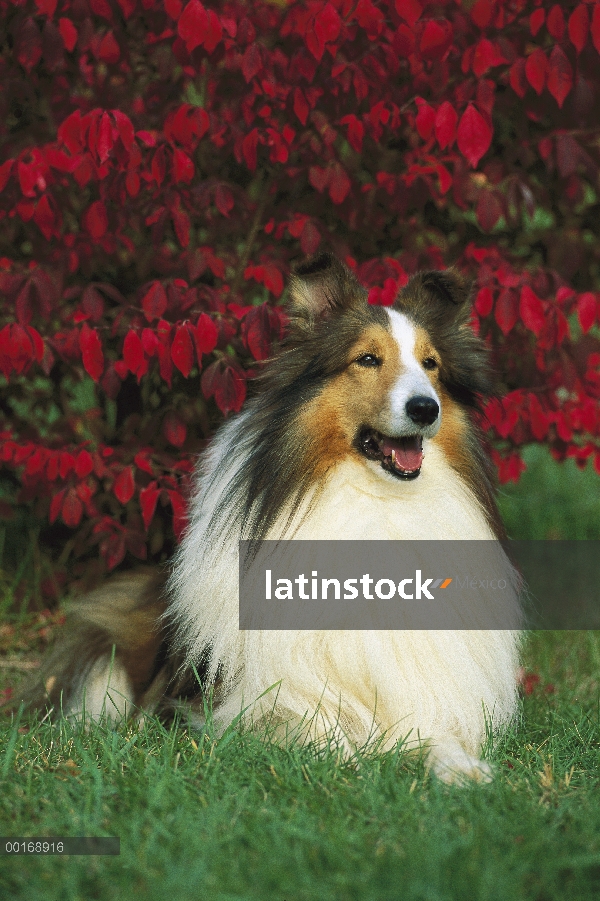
[0,447,599,901]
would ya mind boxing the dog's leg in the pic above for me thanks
[428,736,493,784]
[19,568,168,722]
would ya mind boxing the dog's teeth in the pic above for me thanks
[391,449,396,464]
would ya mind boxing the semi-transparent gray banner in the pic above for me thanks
[238,541,600,630]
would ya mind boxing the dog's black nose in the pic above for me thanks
[405,395,439,426]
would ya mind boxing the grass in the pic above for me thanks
[497,444,600,540]
[0,447,599,901]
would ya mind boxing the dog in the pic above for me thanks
[22,252,520,782]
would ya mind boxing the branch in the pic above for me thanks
[230,173,272,298]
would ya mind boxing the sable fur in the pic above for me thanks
[18,252,520,782]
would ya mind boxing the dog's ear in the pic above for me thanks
[288,252,364,321]
[404,269,472,322]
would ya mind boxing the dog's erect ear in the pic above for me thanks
[397,268,473,326]
[288,252,363,320]
[418,269,471,309]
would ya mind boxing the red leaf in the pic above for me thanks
[353,0,385,39]
[395,0,421,27]
[33,196,55,240]
[126,172,140,197]
[329,163,351,204]
[547,5,565,40]
[97,112,113,163]
[49,488,66,524]
[140,481,160,530]
[166,0,183,19]
[82,286,105,322]
[26,327,44,363]
[104,534,126,570]
[150,149,166,187]
[99,31,120,63]
[167,490,188,541]
[307,2,341,60]
[83,201,108,240]
[36,0,57,16]
[529,395,549,441]
[525,48,547,95]
[178,0,209,52]
[134,452,154,475]
[114,466,135,504]
[475,287,494,317]
[157,321,173,386]
[123,330,145,376]
[75,450,94,478]
[509,59,528,99]
[16,18,42,73]
[577,292,597,333]
[194,313,218,357]
[201,359,246,415]
[340,114,364,153]
[8,324,34,374]
[318,2,342,43]
[79,323,104,381]
[113,110,135,150]
[62,490,83,528]
[242,129,259,171]
[215,184,234,217]
[59,18,78,52]
[530,9,545,36]
[547,45,573,108]
[472,38,496,77]
[243,305,284,361]
[415,99,436,140]
[203,10,222,53]
[519,286,545,335]
[301,220,321,255]
[294,88,309,126]
[59,452,75,480]
[309,165,331,193]
[142,282,168,323]
[420,19,452,59]
[163,412,187,447]
[495,289,518,335]
[242,43,262,82]
[568,4,589,53]
[457,105,492,168]
[592,4,600,54]
[172,206,190,248]
[171,325,194,377]
[476,192,503,232]
[90,0,113,19]
[18,160,38,198]
[434,101,457,150]
[172,148,195,184]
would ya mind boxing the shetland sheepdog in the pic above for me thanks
[23,253,520,783]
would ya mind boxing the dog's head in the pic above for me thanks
[285,252,494,483]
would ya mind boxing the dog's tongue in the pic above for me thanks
[381,436,423,472]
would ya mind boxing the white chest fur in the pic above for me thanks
[168,441,520,767]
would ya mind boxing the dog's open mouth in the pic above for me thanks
[358,429,424,480]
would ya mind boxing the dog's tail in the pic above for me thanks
[17,568,170,721]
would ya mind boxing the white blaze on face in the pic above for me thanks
[380,309,441,437]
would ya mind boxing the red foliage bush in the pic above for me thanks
[1,0,599,583]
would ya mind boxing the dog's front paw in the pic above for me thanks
[430,745,494,785]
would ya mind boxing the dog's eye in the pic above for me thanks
[422,357,438,371]
[356,354,381,367]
